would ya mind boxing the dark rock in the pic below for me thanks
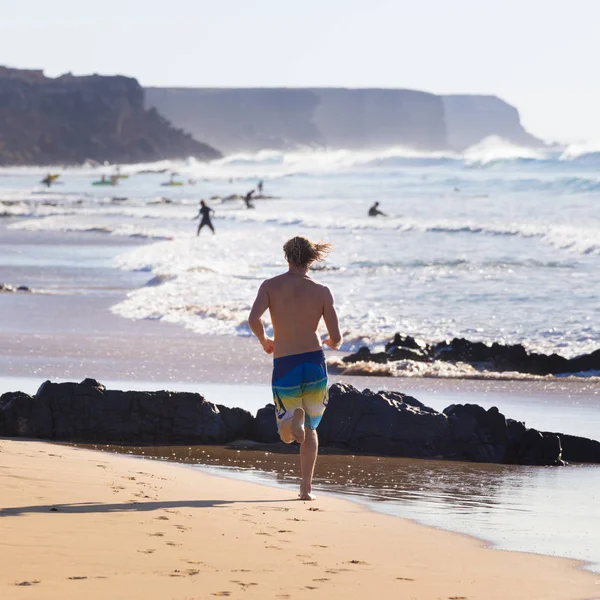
[0,379,253,444]
[342,346,390,364]
[16,286,32,292]
[1,380,598,466]
[318,384,449,458]
[0,67,221,166]
[342,333,600,376]
[252,404,279,443]
[545,432,600,463]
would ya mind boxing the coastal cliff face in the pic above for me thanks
[145,87,542,154]
[442,95,542,150]
[0,67,220,165]
[145,87,448,153]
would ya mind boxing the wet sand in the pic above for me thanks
[1,438,598,600]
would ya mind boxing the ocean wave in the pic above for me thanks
[8,216,175,240]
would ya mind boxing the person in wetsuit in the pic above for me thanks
[368,201,387,217]
[257,180,264,193]
[193,200,215,235]
[244,189,256,209]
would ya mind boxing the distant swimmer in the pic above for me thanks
[244,189,256,209]
[368,201,387,217]
[257,180,264,194]
[193,200,215,235]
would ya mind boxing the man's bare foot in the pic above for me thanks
[278,418,294,444]
[291,408,306,443]
[299,488,316,501]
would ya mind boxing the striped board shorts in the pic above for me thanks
[271,350,328,430]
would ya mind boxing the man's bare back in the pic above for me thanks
[251,272,339,358]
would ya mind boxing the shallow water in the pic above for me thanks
[90,443,600,574]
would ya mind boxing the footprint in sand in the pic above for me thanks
[211,592,231,597]
[155,516,169,521]
[15,580,41,586]
[396,577,415,581]
[165,542,181,547]
[148,533,164,537]
[312,544,329,548]
[346,559,369,565]
[448,597,468,599]
[67,576,88,581]
[137,549,155,554]
[231,581,258,589]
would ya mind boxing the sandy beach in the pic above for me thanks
[0,438,598,600]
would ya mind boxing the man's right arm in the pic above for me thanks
[322,287,342,350]
[248,281,274,354]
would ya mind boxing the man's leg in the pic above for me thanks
[299,428,318,501]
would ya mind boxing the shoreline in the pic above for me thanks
[1,438,598,600]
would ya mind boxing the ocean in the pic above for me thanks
[2,137,599,377]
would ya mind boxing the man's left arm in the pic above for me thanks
[248,282,274,354]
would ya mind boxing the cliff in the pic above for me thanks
[145,87,543,154]
[145,87,448,153]
[0,67,221,165]
[442,95,543,150]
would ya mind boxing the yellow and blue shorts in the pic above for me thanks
[272,350,328,430]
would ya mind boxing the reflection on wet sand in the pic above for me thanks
[82,443,600,573]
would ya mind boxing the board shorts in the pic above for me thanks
[272,350,328,430]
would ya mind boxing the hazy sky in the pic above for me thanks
[2,0,599,143]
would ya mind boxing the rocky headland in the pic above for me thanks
[0,66,221,165]
[145,87,544,153]
[1,379,599,466]
[341,334,600,377]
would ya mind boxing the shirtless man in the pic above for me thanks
[248,236,342,500]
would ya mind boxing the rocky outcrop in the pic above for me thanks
[0,67,221,165]
[145,87,542,154]
[2,379,599,466]
[442,95,544,150]
[0,379,253,444]
[315,385,565,465]
[342,334,600,377]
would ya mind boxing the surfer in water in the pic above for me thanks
[193,200,215,235]
[368,201,387,217]
[244,189,256,209]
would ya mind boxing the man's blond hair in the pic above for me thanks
[283,236,332,268]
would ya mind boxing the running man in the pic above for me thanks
[248,236,342,500]
[193,200,215,235]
